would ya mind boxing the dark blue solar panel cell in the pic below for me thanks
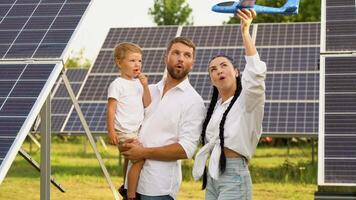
[0,31,18,44]
[42,0,65,3]
[263,102,318,133]
[34,44,66,58]
[325,94,356,112]
[325,57,356,74]
[5,44,38,58]
[79,75,116,101]
[21,64,55,79]
[0,98,3,106]
[326,7,356,21]
[0,64,25,79]
[0,81,15,97]
[90,50,115,73]
[325,159,356,184]
[64,103,107,132]
[325,136,356,157]
[17,0,41,3]
[51,16,81,29]
[325,74,356,93]
[10,81,46,97]
[59,3,87,16]
[52,99,72,114]
[0,98,36,116]
[181,25,245,47]
[0,138,15,161]
[258,47,320,72]
[0,118,26,137]
[0,17,28,29]
[0,45,9,58]
[0,0,16,4]
[103,27,178,49]
[42,30,72,43]
[65,68,88,82]
[326,0,355,6]
[194,48,245,73]
[0,6,11,17]
[52,115,66,132]
[7,4,37,16]
[33,4,62,16]
[265,73,319,101]
[325,114,356,135]
[14,30,46,44]
[54,83,81,97]
[24,16,55,30]
[67,0,91,2]
[189,74,212,100]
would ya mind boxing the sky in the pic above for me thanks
[69,0,232,62]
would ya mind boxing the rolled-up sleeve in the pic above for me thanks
[178,101,206,159]
[242,53,267,112]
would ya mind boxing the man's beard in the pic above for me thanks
[166,64,190,81]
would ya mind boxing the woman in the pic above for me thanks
[192,9,267,200]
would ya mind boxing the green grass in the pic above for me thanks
[0,137,317,199]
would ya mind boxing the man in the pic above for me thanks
[121,37,205,200]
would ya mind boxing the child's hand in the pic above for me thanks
[108,132,118,145]
[137,73,149,86]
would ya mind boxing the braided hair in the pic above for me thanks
[201,55,242,189]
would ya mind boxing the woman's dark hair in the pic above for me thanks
[201,55,242,189]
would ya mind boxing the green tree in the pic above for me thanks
[225,0,321,24]
[148,0,193,25]
[64,48,91,68]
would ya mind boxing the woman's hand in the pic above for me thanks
[236,9,256,34]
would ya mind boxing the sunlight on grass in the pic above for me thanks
[0,137,318,199]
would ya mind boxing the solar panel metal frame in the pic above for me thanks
[0,0,93,184]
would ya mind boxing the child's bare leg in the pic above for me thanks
[127,160,144,198]
[123,158,129,183]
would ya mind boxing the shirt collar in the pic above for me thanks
[157,76,190,93]
[218,95,234,106]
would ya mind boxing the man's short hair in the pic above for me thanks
[166,37,196,58]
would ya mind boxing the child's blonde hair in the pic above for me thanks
[113,42,142,63]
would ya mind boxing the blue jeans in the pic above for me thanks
[137,193,174,200]
[205,157,252,200]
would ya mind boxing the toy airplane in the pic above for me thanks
[212,0,300,15]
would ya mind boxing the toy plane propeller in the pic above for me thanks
[212,0,300,15]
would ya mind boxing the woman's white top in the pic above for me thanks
[107,77,144,133]
[193,53,267,180]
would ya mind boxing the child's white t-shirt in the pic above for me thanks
[107,77,144,134]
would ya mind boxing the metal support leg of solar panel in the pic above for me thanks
[61,70,120,200]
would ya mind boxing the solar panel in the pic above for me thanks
[0,63,58,182]
[319,56,356,185]
[0,0,90,59]
[324,0,356,51]
[102,27,178,49]
[181,25,250,47]
[256,23,320,46]
[65,22,320,136]
[0,0,91,184]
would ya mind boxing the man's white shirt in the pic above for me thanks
[136,77,205,199]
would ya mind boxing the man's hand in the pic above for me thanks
[121,142,146,161]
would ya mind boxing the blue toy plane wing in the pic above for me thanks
[212,0,300,15]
